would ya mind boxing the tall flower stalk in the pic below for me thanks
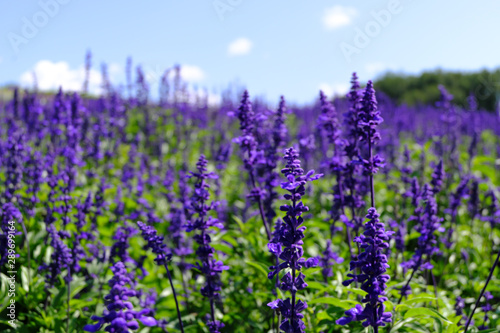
[357,80,384,208]
[336,208,393,331]
[268,147,322,332]
[337,80,392,332]
[399,184,443,302]
[185,155,228,332]
[84,262,157,332]
[137,221,184,333]
[343,73,367,236]
[233,90,272,239]
[317,91,351,252]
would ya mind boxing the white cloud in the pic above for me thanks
[318,82,350,97]
[323,6,357,30]
[19,60,119,95]
[179,65,205,82]
[227,37,253,57]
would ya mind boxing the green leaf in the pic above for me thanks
[401,296,437,305]
[245,260,269,277]
[308,297,359,309]
[232,215,246,234]
[211,243,234,255]
[307,281,326,290]
[344,287,366,297]
[69,276,87,299]
[390,317,416,331]
[20,266,31,292]
[404,307,452,324]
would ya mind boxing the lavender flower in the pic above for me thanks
[316,91,350,239]
[445,177,470,243]
[403,185,443,271]
[4,134,25,203]
[482,190,500,227]
[137,221,172,266]
[168,206,193,258]
[162,164,176,203]
[317,90,343,148]
[110,223,139,266]
[233,90,271,239]
[454,296,468,325]
[185,155,228,332]
[23,150,44,216]
[437,85,454,112]
[137,220,185,332]
[468,178,480,220]
[430,160,444,195]
[358,80,383,144]
[319,239,344,281]
[268,147,322,333]
[400,145,412,186]
[359,154,385,177]
[39,224,73,286]
[233,90,258,171]
[389,218,406,273]
[83,262,156,332]
[357,79,384,227]
[344,72,362,156]
[70,194,93,273]
[0,203,23,267]
[478,292,494,330]
[399,184,444,299]
[273,96,288,151]
[92,180,109,232]
[336,208,393,330]
[262,96,289,225]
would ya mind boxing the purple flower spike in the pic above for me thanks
[233,90,259,171]
[317,90,343,148]
[137,221,172,266]
[319,239,344,281]
[337,207,393,330]
[268,147,323,332]
[430,160,445,194]
[186,155,228,331]
[84,262,156,332]
[358,80,383,144]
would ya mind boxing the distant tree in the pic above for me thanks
[374,69,500,111]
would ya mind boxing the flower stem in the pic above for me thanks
[397,267,417,305]
[164,263,185,333]
[210,298,216,324]
[248,171,272,240]
[464,247,500,332]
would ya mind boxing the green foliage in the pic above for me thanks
[374,69,500,111]
[0,107,498,333]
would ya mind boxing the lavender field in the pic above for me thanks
[0,66,499,333]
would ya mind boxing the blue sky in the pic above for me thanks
[1,0,499,105]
